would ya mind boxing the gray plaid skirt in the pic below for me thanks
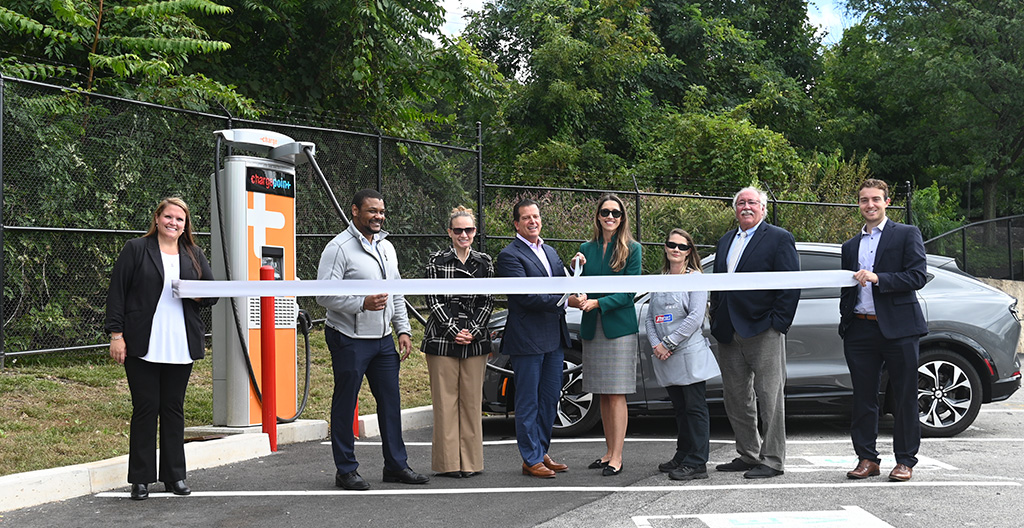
[581,315,637,395]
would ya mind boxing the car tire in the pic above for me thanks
[552,348,601,437]
[918,348,983,437]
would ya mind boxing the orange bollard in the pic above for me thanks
[259,265,278,452]
[353,402,360,439]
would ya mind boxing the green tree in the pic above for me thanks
[635,101,805,195]
[832,0,1024,222]
[0,0,255,114]
[190,0,505,137]
[645,0,823,150]
[466,0,672,186]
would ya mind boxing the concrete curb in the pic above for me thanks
[0,408,434,513]
[1,407,432,513]
[0,433,270,512]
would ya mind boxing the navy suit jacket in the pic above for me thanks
[839,219,928,340]
[710,222,800,343]
[495,238,572,355]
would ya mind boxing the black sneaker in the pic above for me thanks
[669,465,709,481]
[715,458,758,472]
[658,459,683,473]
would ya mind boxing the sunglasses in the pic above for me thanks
[665,241,692,251]
[450,227,477,235]
[599,208,623,218]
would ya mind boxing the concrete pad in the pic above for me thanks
[185,419,328,445]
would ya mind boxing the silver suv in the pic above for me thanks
[483,242,1022,437]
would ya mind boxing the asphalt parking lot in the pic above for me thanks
[4,377,1023,528]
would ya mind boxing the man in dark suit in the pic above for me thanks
[495,199,574,478]
[710,187,800,479]
[839,179,927,482]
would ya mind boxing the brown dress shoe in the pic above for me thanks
[889,463,913,482]
[543,454,568,472]
[846,459,881,479]
[522,462,556,478]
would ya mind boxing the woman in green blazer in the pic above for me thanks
[569,193,642,476]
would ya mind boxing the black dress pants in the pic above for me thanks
[124,356,193,484]
[843,317,920,467]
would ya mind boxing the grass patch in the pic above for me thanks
[0,324,431,477]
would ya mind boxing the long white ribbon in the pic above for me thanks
[174,270,856,299]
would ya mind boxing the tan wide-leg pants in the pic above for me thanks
[425,353,488,473]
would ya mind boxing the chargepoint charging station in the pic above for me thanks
[211,128,314,427]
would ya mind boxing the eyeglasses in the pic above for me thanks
[450,227,477,235]
[735,200,761,208]
[599,209,623,218]
[665,241,692,251]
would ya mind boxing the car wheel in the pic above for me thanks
[918,349,982,437]
[552,348,601,437]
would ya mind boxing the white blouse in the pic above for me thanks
[142,252,192,364]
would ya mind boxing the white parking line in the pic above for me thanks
[633,505,893,528]
[94,480,1019,499]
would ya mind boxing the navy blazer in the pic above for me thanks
[105,236,217,360]
[839,220,928,340]
[710,222,800,343]
[495,238,571,355]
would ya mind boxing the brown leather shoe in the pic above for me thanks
[889,463,913,482]
[846,459,880,479]
[522,462,556,478]
[543,454,568,472]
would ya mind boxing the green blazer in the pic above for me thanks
[578,237,642,340]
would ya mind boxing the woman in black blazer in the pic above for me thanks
[105,197,217,500]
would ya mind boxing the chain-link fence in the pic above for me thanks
[1,75,931,365]
[1,76,480,362]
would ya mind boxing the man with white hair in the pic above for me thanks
[710,187,800,479]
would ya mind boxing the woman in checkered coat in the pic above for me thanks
[421,206,495,478]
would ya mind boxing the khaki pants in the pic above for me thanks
[425,354,488,473]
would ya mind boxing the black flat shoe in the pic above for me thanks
[165,480,191,496]
[602,464,623,476]
[460,471,481,478]
[588,458,609,469]
[130,483,148,500]
[436,471,463,478]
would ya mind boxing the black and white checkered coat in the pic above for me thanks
[420,247,494,358]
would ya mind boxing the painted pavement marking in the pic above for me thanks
[633,505,893,528]
[95,480,1018,499]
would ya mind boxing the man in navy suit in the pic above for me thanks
[495,199,574,478]
[710,187,800,479]
[839,179,927,482]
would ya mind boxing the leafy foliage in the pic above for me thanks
[0,0,256,115]
[828,0,1024,221]
[189,0,505,137]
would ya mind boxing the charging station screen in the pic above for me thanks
[246,167,295,198]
